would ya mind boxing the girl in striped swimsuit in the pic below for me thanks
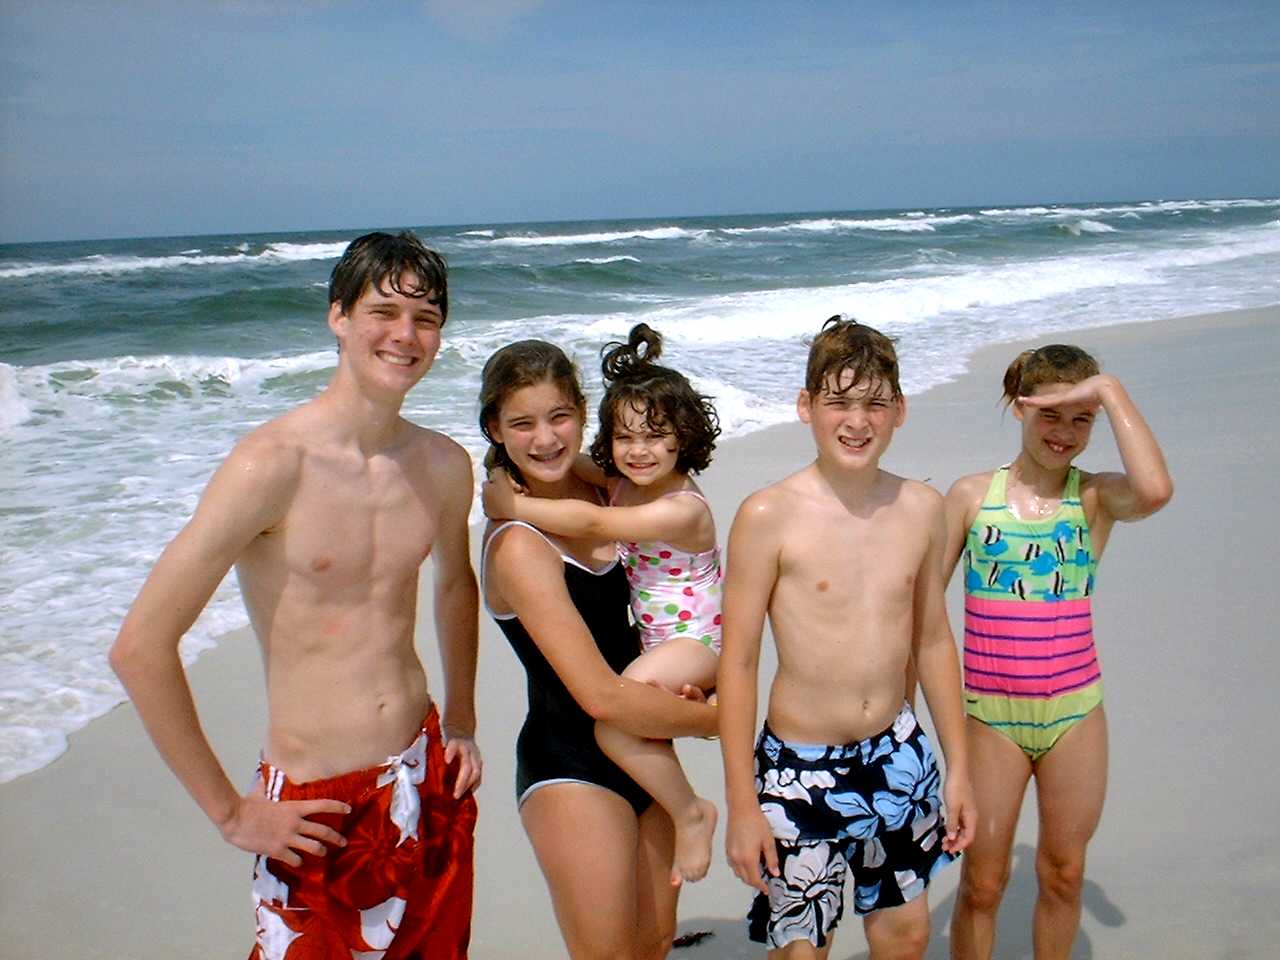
[943,344,1172,960]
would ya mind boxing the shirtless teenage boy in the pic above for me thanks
[719,316,976,959]
[110,231,481,959]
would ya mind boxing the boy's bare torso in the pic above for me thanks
[235,402,455,781]
[761,465,933,744]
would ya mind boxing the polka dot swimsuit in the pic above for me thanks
[617,489,722,654]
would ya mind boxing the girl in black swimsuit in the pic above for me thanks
[478,340,717,958]
[483,518,651,815]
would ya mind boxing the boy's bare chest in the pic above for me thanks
[780,515,922,601]
[263,458,439,583]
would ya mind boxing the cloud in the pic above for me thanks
[423,0,546,41]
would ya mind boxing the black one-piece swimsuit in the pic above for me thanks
[483,520,651,814]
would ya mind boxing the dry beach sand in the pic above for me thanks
[2,305,1277,958]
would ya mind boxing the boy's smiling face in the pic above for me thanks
[798,369,905,470]
[328,272,443,398]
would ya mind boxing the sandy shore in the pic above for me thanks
[3,305,1277,958]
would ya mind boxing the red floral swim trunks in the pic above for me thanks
[248,706,477,959]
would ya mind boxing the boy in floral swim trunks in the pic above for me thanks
[111,232,481,958]
[718,316,976,958]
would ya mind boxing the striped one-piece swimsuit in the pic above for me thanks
[962,466,1102,760]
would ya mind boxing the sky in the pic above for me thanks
[1,1,1277,243]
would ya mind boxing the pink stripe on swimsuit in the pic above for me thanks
[963,596,1101,699]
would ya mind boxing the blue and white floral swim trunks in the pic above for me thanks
[747,703,957,950]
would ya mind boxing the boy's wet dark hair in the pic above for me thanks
[590,323,720,477]
[1001,344,1100,406]
[805,315,901,399]
[329,230,449,321]
[478,340,587,488]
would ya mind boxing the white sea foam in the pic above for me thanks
[20,352,338,400]
[459,229,495,237]
[572,255,642,265]
[488,226,708,247]
[1059,219,1118,236]
[559,220,1280,354]
[980,205,1055,216]
[572,261,1142,348]
[0,363,32,429]
[721,214,976,236]
[0,346,354,782]
[261,241,350,262]
[685,375,794,435]
[980,198,1280,220]
[0,240,350,279]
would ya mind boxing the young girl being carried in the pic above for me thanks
[484,322,721,886]
[943,345,1173,960]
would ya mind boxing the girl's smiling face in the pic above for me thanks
[489,380,584,488]
[610,401,680,486]
[1016,381,1098,468]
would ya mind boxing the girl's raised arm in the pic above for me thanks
[1020,375,1173,522]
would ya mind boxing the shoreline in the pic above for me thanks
[3,303,1278,957]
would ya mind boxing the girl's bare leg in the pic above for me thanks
[951,717,1034,960]
[634,801,680,960]
[521,782,644,959]
[1031,706,1107,960]
[595,637,720,885]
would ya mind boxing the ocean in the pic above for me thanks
[2,197,1278,782]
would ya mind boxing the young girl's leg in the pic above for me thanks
[1031,706,1108,960]
[520,782,645,959]
[634,801,679,960]
[595,636,719,885]
[951,717,1034,960]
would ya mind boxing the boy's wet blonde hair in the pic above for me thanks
[805,316,901,399]
[1002,344,1099,406]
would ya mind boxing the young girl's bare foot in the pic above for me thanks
[670,796,718,885]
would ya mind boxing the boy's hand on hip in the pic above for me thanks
[220,790,350,867]
[726,807,779,894]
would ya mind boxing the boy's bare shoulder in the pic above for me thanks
[736,466,822,520]
[896,475,945,513]
[401,420,472,469]
[224,412,310,485]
